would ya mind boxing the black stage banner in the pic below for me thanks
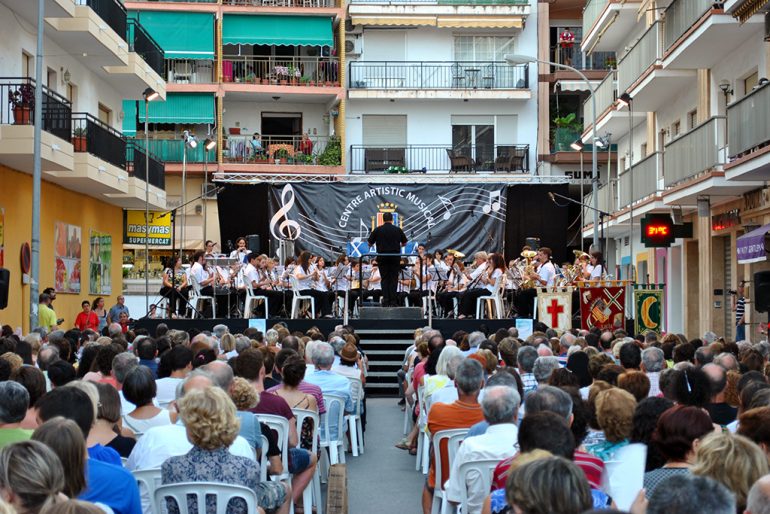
[268,183,508,258]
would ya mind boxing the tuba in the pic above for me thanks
[518,250,538,289]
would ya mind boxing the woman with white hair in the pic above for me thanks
[423,346,465,413]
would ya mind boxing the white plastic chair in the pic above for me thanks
[415,385,430,475]
[188,274,216,319]
[403,369,414,435]
[293,408,323,514]
[445,458,500,514]
[132,467,161,514]
[289,275,315,319]
[319,393,347,482]
[256,414,291,482]
[344,377,365,457]
[154,482,258,514]
[476,273,505,319]
[430,428,469,514]
[257,434,269,483]
[604,443,647,511]
[244,286,269,319]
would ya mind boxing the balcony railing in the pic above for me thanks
[128,137,214,164]
[223,56,340,86]
[349,0,527,3]
[0,78,72,141]
[583,0,609,36]
[77,0,127,42]
[224,135,334,165]
[349,62,529,90]
[165,59,216,84]
[349,144,529,173]
[728,82,770,159]
[550,46,616,71]
[618,151,661,207]
[584,181,616,221]
[664,0,714,51]
[127,143,166,190]
[664,116,725,187]
[583,70,616,127]
[224,0,338,5]
[127,20,165,77]
[617,22,660,94]
[129,0,217,2]
[72,113,127,170]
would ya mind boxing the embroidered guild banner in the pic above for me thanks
[579,286,626,331]
[537,289,572,333]
[634,288,664,335]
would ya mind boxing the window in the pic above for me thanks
[22,52,32,77]
[672,121,681,137]
[454,36,515,62]
[744,71,759,95]
[47,68,57,91]
[620,156,626,171]
[687,110,697,130]
[98,104,112,125]
[640,143,647,157]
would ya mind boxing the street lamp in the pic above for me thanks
[616,92,635,282]
[143,87,158,316]
[181,131,197,261]
[202,137,216,244]
[505,54,600,251]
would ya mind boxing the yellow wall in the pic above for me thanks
[0,164,123,333]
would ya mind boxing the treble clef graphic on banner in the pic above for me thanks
[270,184,301,240]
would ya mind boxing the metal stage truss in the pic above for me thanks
[212,172,571,185]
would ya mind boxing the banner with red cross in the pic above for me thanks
[579,286,626,331]
[536,288,572,333]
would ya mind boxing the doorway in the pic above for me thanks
[261,112,302,140]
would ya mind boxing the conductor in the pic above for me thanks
[368,212,407,307]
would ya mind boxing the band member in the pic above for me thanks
[586,251,604,280]
[458,253,505,318]
[313,256,336,311]
[396,258,413,306]
[437,254,466,317]
[229,237,252,263]
[367,212,407,307]
[190,250,215,317]
[365,260,382,304]
[465,252,489,282]
[159,256,188,317]
[247,254,282,317]
[348,260,365,313]
[204,240,218,258]
[293,251,332,317]
[528,247,557,287]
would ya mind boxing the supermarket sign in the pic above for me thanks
[123,210,172,246]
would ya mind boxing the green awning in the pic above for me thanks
[129,10,214,59]
[222,14,333,47]
[122,100,137,136]
[138,93,215,124]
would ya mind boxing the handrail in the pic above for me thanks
[72,112,127,170]
[348,61,528,90]
[727,81,770,158]
[663,116,725,187]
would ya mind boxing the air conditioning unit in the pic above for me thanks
[345,36,362,57]
[345,20,362,35]
[201,183,218,199]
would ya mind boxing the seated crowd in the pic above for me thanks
[396,325,770,514]
[0,321,367,514]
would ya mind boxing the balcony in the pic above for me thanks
[725,82,770,181]
[348,0,530,28]
[582,70,615,130]
[223,0,338,6]
[664,116,724,188]
[129,138,212,164]
[223,56,341,88]
[224,134,333,163]
[102,19,166,99]
[618,152,662,208]
[583,181,616,225]
[127,20,165,78]
[581,0,642,53]
[349,144,529,173]
[108,142,167,209]
[0,78,74,173]
[662,0,763,70]
[165,59,216,85]
[348,62,530,99]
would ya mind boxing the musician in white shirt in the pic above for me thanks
[190,250,216,317]
[586,251,604,280]
[313,257,336,310]
[293,251,332,317]
[458,253,504,318]
[530,247,557,287]
[365,260,382,304]
[229,237,252,263]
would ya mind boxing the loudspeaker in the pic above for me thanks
[245,235,261,255]
[755,271,770,313]
[359,307,423,320]
[0,268,9,310]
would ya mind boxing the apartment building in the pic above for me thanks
[580,0,770,338]
[344,0,537,175]
[0,0,166,330]
[124,0,345,261]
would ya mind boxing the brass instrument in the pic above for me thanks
[573,249,589,260]
[516,251,538,289]
[446,249,466,259]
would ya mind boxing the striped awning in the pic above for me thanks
[138,93,215,124]
[351,15,524,28]
[733,0,770,22]
[556,79,602,92]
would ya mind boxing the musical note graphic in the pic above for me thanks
[437,194,455,221]
[269,184,302,240]
[482,190,502,214]
[359,218,370,239]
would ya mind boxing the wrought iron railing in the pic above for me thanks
[550,46,616,71]
[165,59,216,84]
[727,82,770,159]
[663,0,714,50]
[77,0,127,42]
[127,20,165,77]
[349,62,529,90]
[617,22,660,94]
[223,56,341,85]
[127,143,166,190]
[663,116,725,187]
[71,113,127,170]
[618,151,661,207]
[583,70,616,127]
[128,137,213,163]
[349,144,529,173]
[224,0,338,5]
[224,134,332,164]
[349,0,528,3]
[0,78,72,141]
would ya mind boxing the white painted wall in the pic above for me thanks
[0,3,127,131]
[222,100,331,137]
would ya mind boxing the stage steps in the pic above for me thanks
[359,328,416,397]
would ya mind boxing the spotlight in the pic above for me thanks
[570,139,584,151]
[143,88,159,102]
[204,138,216,151]
[616,92,632,110]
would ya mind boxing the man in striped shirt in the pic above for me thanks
[734,282,746,342]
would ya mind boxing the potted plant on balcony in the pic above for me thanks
[274,148,290,165]
[288,66,301,85]
[552,113,583,152]
[72,127,87,152]
[246,71,258,84]
[605,56,617,70]
[318,136,341,166]
[8,83,34,125]
[274,65,289,85]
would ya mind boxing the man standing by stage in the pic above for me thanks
[368,212,407,307]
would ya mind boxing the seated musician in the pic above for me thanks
[313,257,336,311]
[365,260,382,304]
[347,261,366,314]
[229,237,252,263]
[293,251,332,318]
[189,250,216,317]
[585,251,604,280]
[159,256,188,318]
[247,254,283,318]
[458,253,505,319]
[396,258,413,306]
[437,253,466,318]
[528,247,557,287]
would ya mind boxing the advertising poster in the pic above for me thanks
[89,230,112,295]
[54,221,81,293]
[124,210,172,246]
